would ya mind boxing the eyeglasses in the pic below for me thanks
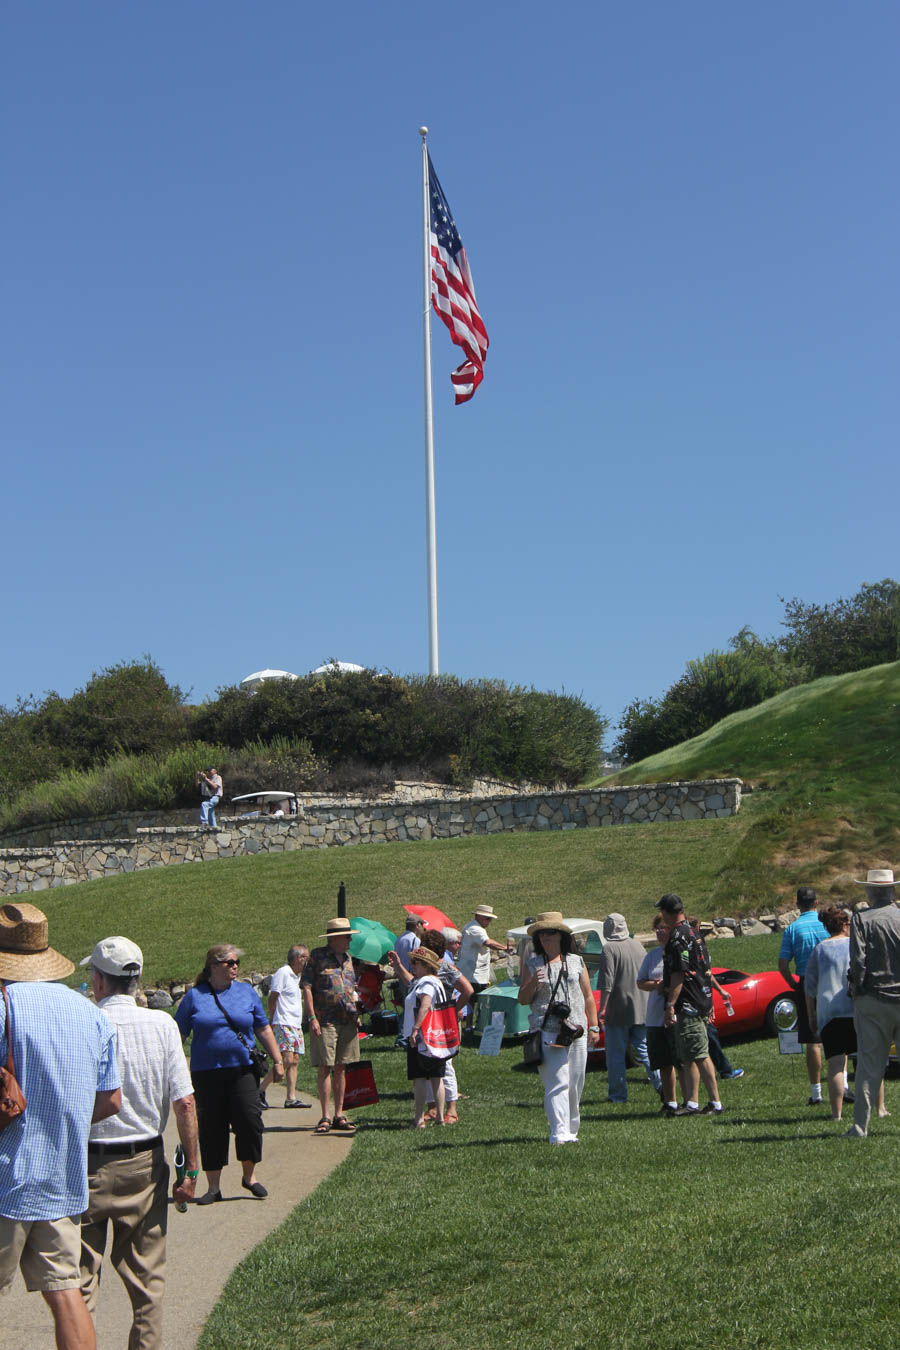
[218,957,240,967]
[541,929,561,937]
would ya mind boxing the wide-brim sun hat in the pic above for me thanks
[854,868,896,887]
[527,911,572,937]
[0,902,75,982]
[319,917,361,939]
[474,905,497,920]
[408,946,441,973]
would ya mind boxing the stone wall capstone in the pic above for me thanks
[0,779,742,896]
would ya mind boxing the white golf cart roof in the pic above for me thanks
[231,791,298,804]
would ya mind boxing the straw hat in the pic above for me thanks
[854,868,896,887]
[408,946,441,973]
[474,904,497,920]
[0,903,75,982]
[318,917,360,939]
[527,911,572,937]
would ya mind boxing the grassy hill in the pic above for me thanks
[594,660,900,906]
[43,813,755,989]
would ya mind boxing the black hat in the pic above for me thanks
[654,893,684,915]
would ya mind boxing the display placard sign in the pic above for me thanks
[478,1012,506,1056]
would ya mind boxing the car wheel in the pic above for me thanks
[764,993,797,1034]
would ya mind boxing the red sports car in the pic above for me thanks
[585,965,797,1064]
[707,966,797,1036]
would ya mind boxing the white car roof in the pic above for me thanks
[506,918,605,941]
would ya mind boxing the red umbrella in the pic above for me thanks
[404,903,455,933]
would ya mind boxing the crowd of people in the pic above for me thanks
[2,866,897,1345]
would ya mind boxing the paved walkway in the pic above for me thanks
[3,1087,352,1348]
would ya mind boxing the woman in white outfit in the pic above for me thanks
[518,912,600,1143]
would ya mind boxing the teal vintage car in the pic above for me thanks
[476,919,606,1039]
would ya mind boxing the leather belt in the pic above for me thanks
[88,1135,163,1156]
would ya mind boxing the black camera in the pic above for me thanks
[553,1018,585,1047]
[547,1000,571,1019]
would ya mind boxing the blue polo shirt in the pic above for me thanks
[0,982,120,1221]
[779,909,828,978]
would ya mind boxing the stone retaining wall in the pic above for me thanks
[0,779,540,850]
[0,778,742,895]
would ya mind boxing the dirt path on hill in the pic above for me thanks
[3,1087,352,1348]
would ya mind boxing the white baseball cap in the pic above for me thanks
[80,936,144,977]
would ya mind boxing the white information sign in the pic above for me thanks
[478,1011,506,1056]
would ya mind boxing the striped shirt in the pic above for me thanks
[89,995,193,1145]
[0,982,119,1221]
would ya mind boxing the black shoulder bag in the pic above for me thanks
[211,988,268,1083]
[522,958,568,1066]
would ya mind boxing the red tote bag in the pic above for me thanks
[418,1003,460,1058]
[342,1059,379,1109]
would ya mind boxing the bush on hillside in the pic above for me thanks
[195,671,606,787]
[615,647,794,763]
[0,660,190,805]
[779,579,900,679]
[614,579,899,764]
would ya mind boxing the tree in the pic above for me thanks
[779,579,900,679]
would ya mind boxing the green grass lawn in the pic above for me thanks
[44,810,758,989]
[198,938,900,1350]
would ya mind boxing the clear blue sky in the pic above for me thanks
[5,2,898,739]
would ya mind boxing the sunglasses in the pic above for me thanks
[541,928,561,936]
[218,957,240,967]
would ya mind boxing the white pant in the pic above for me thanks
[538,1029,587,1143]
[426,1057,458,1103]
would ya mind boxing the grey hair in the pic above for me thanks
[92,965,140,997]
[288,944,309,964]
[441,926,461,943]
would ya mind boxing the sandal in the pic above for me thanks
[332,1115,357,1134]
[314,1117,332,1134]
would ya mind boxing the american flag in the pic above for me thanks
[428,153,489,404]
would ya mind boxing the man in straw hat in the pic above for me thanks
[79,936,199,1349]
[301,918,361,1135]
[0,903,121,1350]
[457,904,513,1029]
[845,868,900,1138]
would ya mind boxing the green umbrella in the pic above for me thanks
[349,928,394,963]
[351,916,396,943]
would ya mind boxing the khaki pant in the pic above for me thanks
[851,994,900,1136]
[80,1145,169,1350]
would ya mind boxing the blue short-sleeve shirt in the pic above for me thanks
[0,982,120,1221]
[174,981,268,1071]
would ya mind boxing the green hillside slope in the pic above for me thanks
[596,660,900,902]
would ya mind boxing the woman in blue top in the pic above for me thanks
[175,944,283,1202]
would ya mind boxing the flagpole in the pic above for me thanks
[420,125,439,677]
